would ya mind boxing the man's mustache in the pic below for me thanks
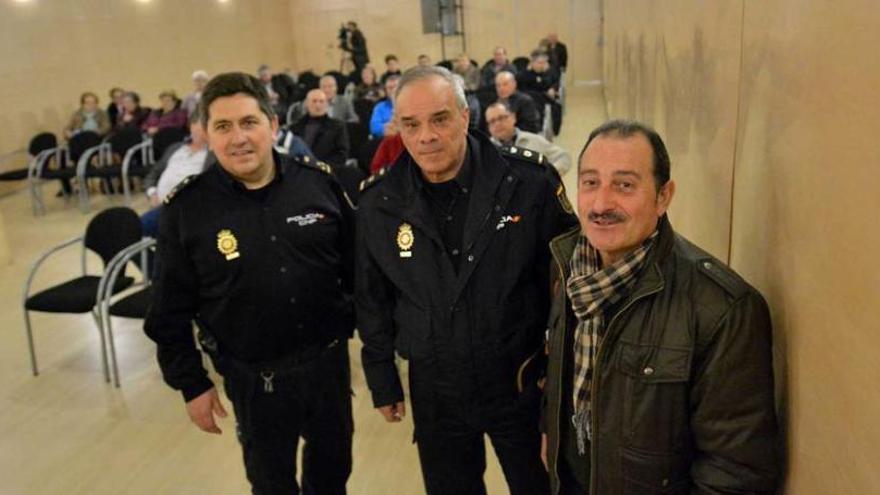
[587,210,627,223]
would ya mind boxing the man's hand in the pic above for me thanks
[186,387,228,434]
[541,433,548,471]
[377,401,406,422]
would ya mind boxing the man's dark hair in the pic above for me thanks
[124,91,140,105]
[579,119,671,190]
[385,54,398,64]
[199,72,275,127]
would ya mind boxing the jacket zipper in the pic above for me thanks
[588,271,664,495]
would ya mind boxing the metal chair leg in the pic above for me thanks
[104,311,121,388]
[23,310,38,376]
[91,309,110,383]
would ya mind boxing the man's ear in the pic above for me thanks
[656,179,675,216]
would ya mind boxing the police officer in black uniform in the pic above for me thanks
[144,72,355,495]
[356,66,578,495]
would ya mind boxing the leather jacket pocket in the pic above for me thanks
[619,446,689,494]
[617,342,692,450]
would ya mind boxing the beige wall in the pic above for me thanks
[604,1,880,493]
[0,0,296,159]
[288,0,601,83]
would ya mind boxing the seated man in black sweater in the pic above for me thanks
[290,89,350,167]
[495,70,541,133]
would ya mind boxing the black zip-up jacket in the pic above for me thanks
[144,152,355,401]
[356,132,578,412]
[543,216,779,494]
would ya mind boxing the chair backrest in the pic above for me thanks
[29,132,57,156]
[85,207,143,267]
[68,131,102,162]
[151,127,188,161]
[108,127,144,156]
[512,57,530,72]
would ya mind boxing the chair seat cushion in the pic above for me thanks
[109,286,152,318]
[26,275,134,313]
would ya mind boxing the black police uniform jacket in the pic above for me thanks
[144,152,355,402]
[356,131,578,419]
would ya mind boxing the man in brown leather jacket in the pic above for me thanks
[542,120,779,494]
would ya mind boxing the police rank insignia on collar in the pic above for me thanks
[163,174,200,204]
[397,222,414,258]
[216,229,240,260]
[502,146,546,166]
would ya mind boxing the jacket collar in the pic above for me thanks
[550,214,675,294]
[214,149,286,193]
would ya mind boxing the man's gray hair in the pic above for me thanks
[395,65,468,111]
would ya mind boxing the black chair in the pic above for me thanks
[353,98,376,128]
[106,128,152,205]
[71,131,113,212]
[29,131,100,215]
[0,132,57,183]
[23,207,143,382]
[512,56,530,73]
[99,237,156,387]
[150,127,187,164]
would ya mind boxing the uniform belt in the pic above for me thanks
[214,339,341,393]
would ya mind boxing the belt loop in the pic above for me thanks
[260,371,275,394]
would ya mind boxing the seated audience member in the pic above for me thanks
[115,91,151,131]
[369,133,404,174]
[182,70,209,115]
[369,75,400,138]
[451,74,481,131]
[453,53,480,92]
[485,101,571,176]
[354,65,385,102]
[106,87,125,127]
[257,63,296,118]
[519,50,563,134]
[380,54,402,84]
[479,46,517,89]
[64,91,111,138]
[141,114,211,237]
[143,90,188,136]
[290,89,349,167]
[417,54,432,67]
[544,32,568,72]
[495,71,541,133]
[275,128,317,160]
[320,74,359,123]
[519,50,560,99]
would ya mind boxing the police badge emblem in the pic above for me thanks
[397,223,414,258]
[216,229,241,260]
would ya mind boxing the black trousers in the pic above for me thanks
[410,375,550,495]
[220,342,353,495]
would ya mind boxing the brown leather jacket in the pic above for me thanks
[543,216,779,494]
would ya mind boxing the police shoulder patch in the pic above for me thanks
[500,145,546,166]
[163,174,201,204]
[359,166,389,192]
[299,155,335,176]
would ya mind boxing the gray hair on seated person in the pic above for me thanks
[395,65,468,111]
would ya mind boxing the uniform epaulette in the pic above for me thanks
[696,257,749,298]
[163,174,201,204]
[500,145,546,166]
[298,155,335,176]
[359,166,389,192]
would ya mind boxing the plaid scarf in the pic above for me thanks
[565,231,657,455]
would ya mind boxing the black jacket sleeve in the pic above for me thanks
[690,292,779,493]
[355,206,404,407]
[143,202,214,402]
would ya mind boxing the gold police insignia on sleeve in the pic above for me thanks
[556,184,574,214]
[217,229,241,260]
[397,223,414,258]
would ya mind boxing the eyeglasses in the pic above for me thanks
[486,114,511,126]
